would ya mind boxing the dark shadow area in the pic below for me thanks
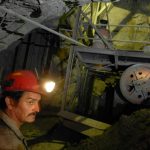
[27,122,88,147]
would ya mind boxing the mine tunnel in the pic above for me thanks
[0,0,150,150]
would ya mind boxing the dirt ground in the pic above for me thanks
[21,108,150,150]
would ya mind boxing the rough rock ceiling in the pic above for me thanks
[0,0,67,51]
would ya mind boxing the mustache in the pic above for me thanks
[28,112,37,116]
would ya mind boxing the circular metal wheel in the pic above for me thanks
[120,64,150,104]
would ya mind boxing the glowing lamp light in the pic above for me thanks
[44,81,55,93]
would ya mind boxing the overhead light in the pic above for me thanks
[39,74,56,94]
[43,81,55,93]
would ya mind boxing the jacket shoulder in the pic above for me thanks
[0,120,26,150]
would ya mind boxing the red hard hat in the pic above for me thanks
[2,70,43,95]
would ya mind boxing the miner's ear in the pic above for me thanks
[5,97,15,110]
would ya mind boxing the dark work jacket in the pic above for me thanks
[0,111,28,150]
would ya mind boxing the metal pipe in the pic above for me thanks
[76,37,150,44]
[105,3,113,40]
[61,7,82,111]
[96,23,150,28]
[111,39,150,44]
[0,6,85,47]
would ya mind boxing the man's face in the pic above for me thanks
[12,91,41,124]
